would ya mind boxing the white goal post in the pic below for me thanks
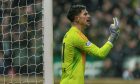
[43,0,54,84]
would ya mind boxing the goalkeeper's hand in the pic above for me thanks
[108,17,120,44]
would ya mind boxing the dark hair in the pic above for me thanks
[67,4,86,22]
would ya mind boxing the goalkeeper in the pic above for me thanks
[60,4,120,84]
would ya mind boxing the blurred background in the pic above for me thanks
[53,0,140,83]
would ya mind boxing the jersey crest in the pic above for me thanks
[86,41,91,46]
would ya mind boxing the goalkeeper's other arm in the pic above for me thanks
[108,17,120,44]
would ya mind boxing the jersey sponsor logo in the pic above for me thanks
[86,41,91,46]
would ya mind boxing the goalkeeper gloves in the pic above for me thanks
[108,17,120,44]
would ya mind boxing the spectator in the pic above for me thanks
[100,58,115,78]
[132,62,140,79]
[122,68,133,80]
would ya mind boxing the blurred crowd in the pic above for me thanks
[53,0,140,79]
[0,0,43,75]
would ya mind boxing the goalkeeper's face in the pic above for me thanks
[75,9,91,27]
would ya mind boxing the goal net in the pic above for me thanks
[0,0,47,83]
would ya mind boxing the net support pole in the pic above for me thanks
[43,0,54,84]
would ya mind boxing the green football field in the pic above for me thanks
[0,76,140,84]
[55,78,140,84]
[0,75,43,84]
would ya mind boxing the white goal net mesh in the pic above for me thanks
[0,0,43,83]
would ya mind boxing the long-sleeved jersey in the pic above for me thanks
[60,26,113,84]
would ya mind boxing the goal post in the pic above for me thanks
[43,0,54,84]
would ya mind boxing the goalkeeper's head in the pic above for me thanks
[67,4,90,27]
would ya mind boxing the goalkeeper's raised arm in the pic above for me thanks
[60,4,120,84]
